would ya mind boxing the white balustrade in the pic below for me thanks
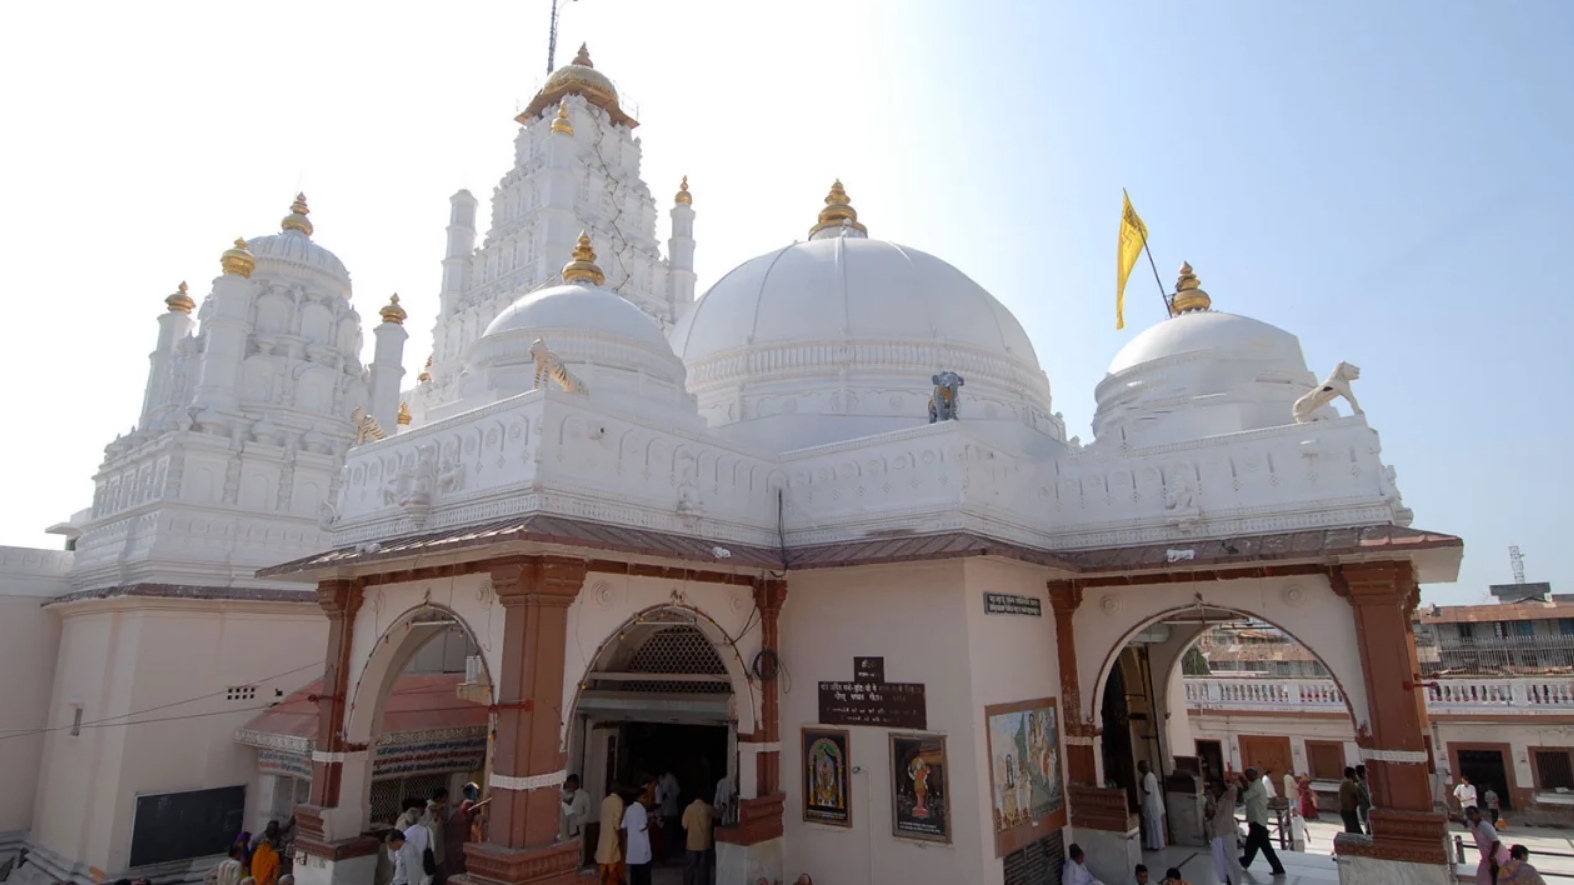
[1185,677,1574,716]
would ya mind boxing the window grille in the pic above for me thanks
[603,625,731,695]
[1536,751,1574,791]
[370,773,452,825]
[227,686,258,701]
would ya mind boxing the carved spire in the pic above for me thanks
[1171,261,1212,314]
[220,238,255,278]
[281,193,313,236]
[675,175,692,205]
[809,179,868,239]
[165,281,195,314]
[379,294,407,325]
[561,231,606,286]
[572,43,593,68]
[550,99,574,135]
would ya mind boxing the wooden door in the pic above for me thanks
[1238,735,1294,780]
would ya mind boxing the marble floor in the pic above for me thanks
[1138,844,1340,884]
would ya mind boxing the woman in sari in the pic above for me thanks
[1297,776,1318,820]
[1498,845,1547,884]
[250,838,281,885]
[231,832,254,874]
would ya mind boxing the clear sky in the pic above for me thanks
[1,0,1568,605]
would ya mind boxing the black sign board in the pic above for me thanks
[130,785,247,867]
[984,593,1043,617]
[1002,830,1065,885]
[817,656,926,729]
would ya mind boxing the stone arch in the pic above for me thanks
[564,602,759,742]
[344,601,493,747]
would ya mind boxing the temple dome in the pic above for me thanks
[245,194,350,288]
[1093,264,1318,449]
[461,234,697,426]
[669,183,1060,451]
[517,44,637,129]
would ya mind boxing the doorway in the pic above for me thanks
[1457,748,1513,811]
[582,720,729,869]
[1196,740,1225,784]
[1238,735,1294,783]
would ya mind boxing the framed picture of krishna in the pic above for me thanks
[889,732,951,844]
[802,728,852,826]
[985,697,1067,857]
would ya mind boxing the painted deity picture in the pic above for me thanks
[802,728,851,826]
[985,697,1067,856]
[890,733,950,843]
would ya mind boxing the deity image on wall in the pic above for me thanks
[890,733,950,844]
[802,728,851,826]
[985,697,1067,857]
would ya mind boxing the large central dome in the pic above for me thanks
[670,182,1060,451]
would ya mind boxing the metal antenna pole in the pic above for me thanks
[546,0,560,74]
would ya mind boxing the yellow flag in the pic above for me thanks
[1117,189,1149,330]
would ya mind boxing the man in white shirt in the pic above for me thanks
[1238,769,1286,877]
[1261,768,1277,800]
[1138,760,1166,850]
[1453,776,1478,825]
[399,798,434,885]
[623,778,656,885]
[1062,843,1104,885]
[559,774,591,842]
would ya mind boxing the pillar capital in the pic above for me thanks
[1334,562,1415,602]
[753,577,788,613]
[492,556,587,607]
[1046,579,1085,614]
[315,578,363,619]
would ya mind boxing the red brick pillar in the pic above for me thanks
[720,578,788,849]
[1048,580,1099,785]
[458,556,586,885]
[1336,562,1449,865]
[295,578,365,849]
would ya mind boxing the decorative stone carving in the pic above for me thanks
[1282,584,1307,608]
[531,338,588,394]
[928,370,964,423]
[1293,362,1363,423]
[437,457,466,494]
[317,499,339,530]
[351,407,387,443]
[1164,466,1201,531]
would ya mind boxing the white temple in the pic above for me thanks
[0,44,1458,885]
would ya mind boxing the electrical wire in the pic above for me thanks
[0,658,325,743]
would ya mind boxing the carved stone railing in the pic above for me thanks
[1185,676,1574,715]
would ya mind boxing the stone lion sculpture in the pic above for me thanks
[530,338,588,394]
[930,371,965,423]
[1292,362,1363,424]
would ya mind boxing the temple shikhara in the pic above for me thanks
[0,41,1474,885]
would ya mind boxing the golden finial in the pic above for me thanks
[220,238,255,278]
[281,192,313,236]
[165,281,195,314]
[573,43,594,68]
[550,99,574,135]
[561,231,606,285]
[1171,261,1212,313]
[808,179,868,238]
[396,402,412,426]
[674,175,692,205]
[379,294,408,325]
[417,355,433,383]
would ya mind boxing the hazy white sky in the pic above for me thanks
[3,0,1571,604]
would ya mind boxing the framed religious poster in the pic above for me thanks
[801,728,852,826]
[985,697,1068,857]
[890,732,950,844]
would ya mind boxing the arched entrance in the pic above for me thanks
[565,606,749,868]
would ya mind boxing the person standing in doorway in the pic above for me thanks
[1238,769,1286,877]
[561,775,592,842]
[1138,761,1166,851]
[623,778,656,885]
[656,769,681,863]
[1338,767,1363,834]
[680,792,715,885]
[1454,776,1478,825]
[595,784,625,885]
[1468,805,1502,885]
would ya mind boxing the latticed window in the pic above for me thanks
[369,773,452,825]
[1536,751,1574,791]
[615,625,730,694]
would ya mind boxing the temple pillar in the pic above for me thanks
[1050,580,1139,883]
[455,556,587,885]
[717,578,786,885]
[1333,562,1451,885]
[294,580,380,885]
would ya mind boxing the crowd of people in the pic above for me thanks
[383,785,489,885]
[205,819,295,885]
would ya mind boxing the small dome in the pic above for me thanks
[1094,272,1317,448]
[245,195,350,286]
[517,44,637,129]
[1107,310,1304,376]
[483,284,675,354]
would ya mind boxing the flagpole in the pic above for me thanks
[1141,238,1171,316]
